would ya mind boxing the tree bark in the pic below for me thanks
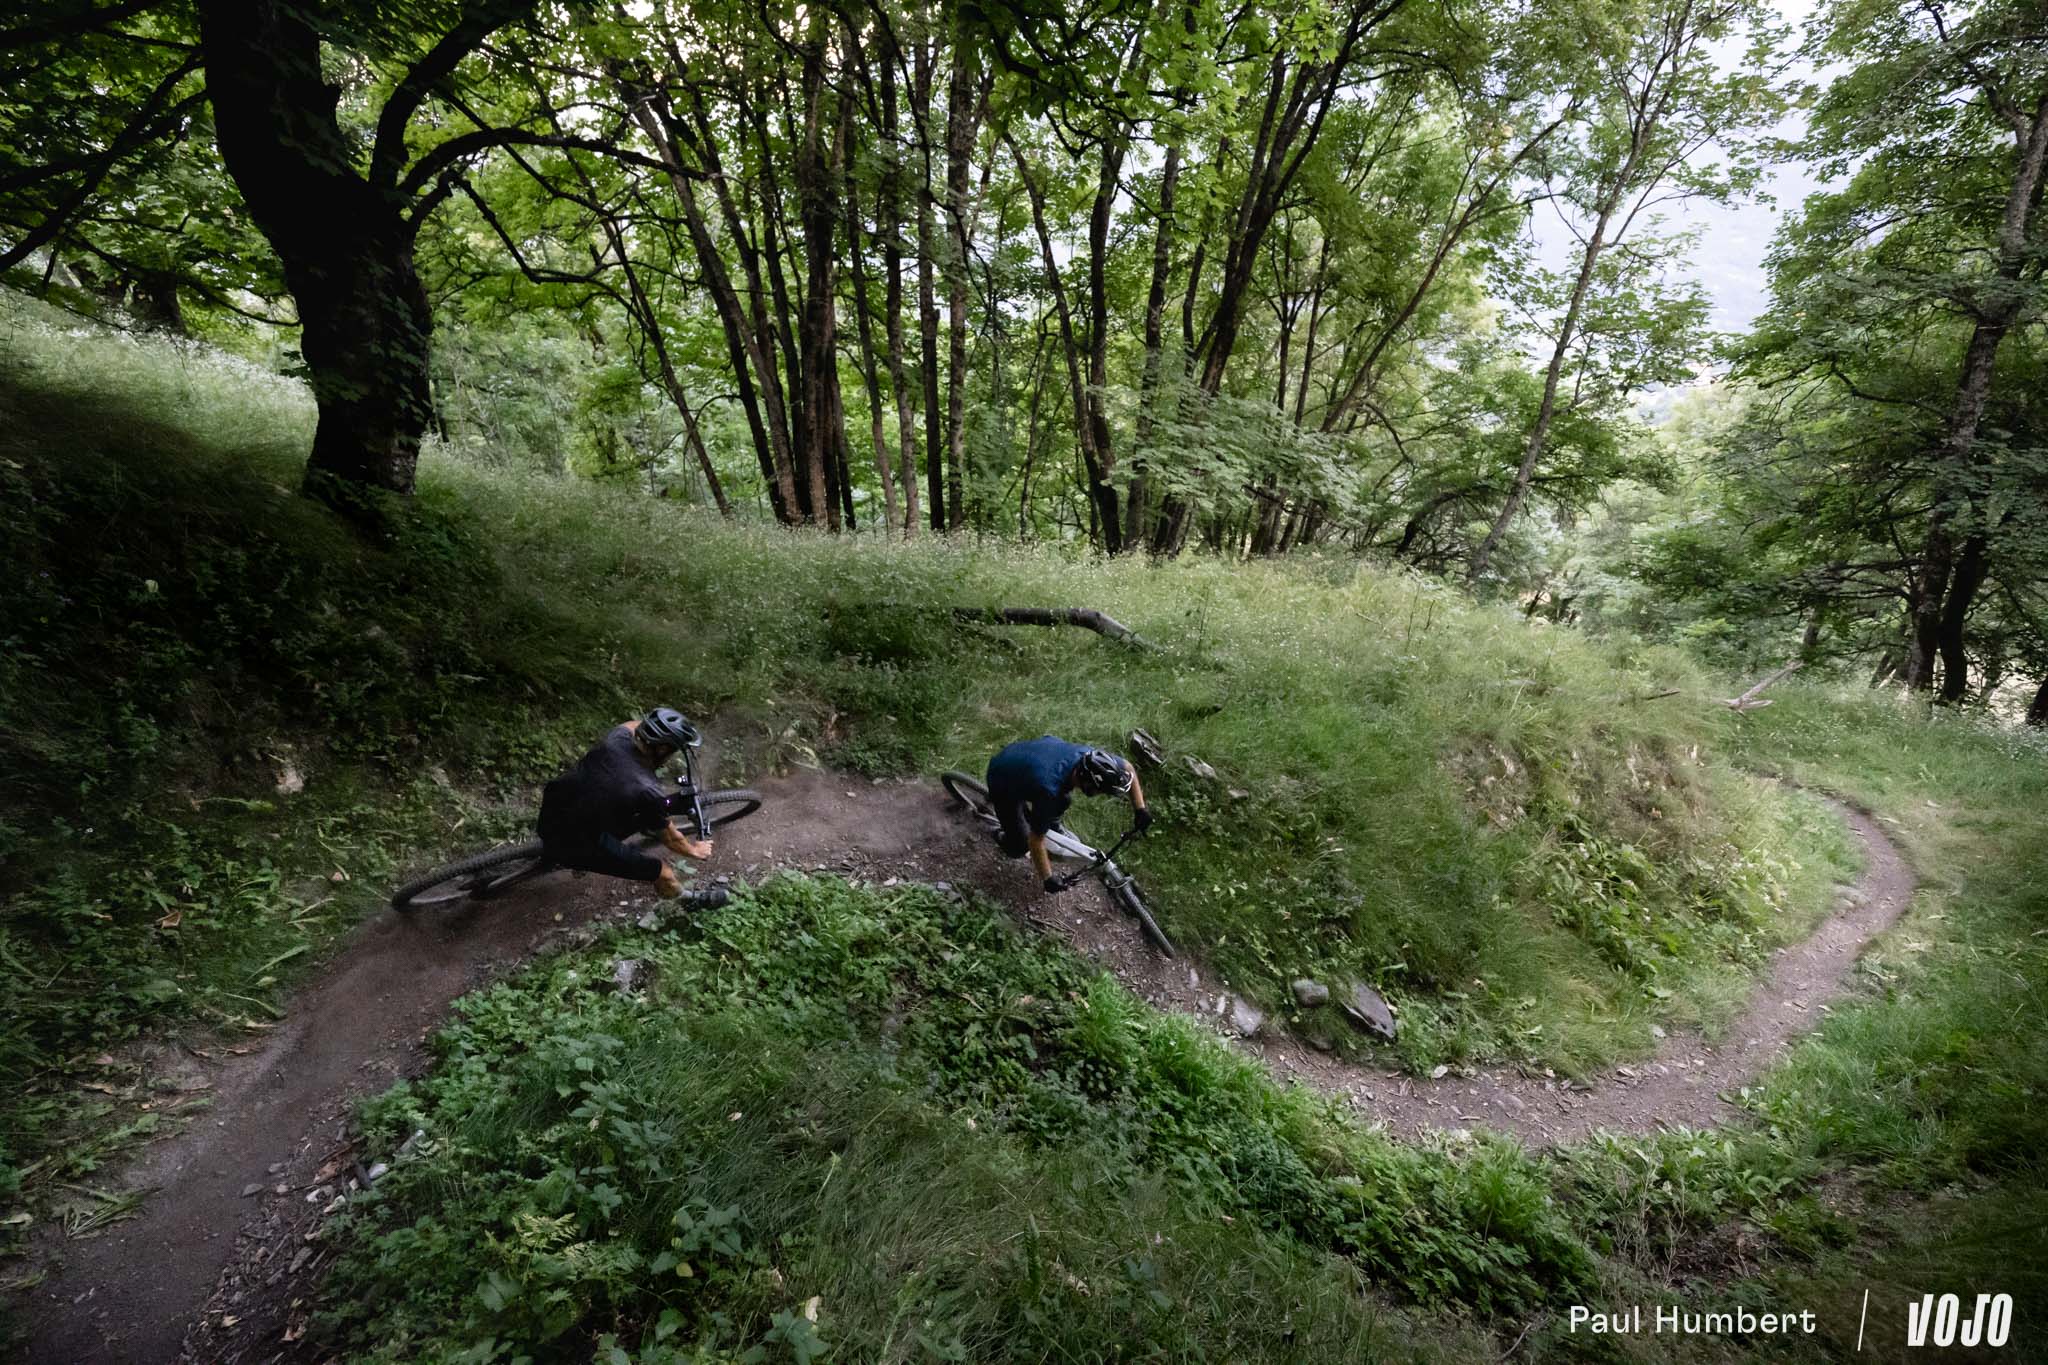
[942,30,985,530]
[794,30,845,531]
[844,170,898,532]
[912,38,946,532]
[1082,134,1128,552]
[200,0,439,499]
[1013,140,1120,552]
[879,43,920,535]
[629,91,798,521]
[1126,141,1179,539]
[1903,93,2048,691]
[1935,532,1990,703]
[2027,674,2048,727]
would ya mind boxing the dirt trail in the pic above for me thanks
[1264,801,1916,1143]
[12,773,1913,1363]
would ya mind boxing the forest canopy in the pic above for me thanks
[4,0,2044,715]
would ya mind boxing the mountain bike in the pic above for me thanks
[391,738,762,911]
[939,771,1175,957]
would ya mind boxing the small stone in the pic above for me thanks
[610,958,645,994]
[636,912,659,931]
[1291,978,1330,1008]
[1650,1024,1666,1039]
[241,1183,263,1198]
[1225,995,1266,1037]
[1430,1064,1450,1080]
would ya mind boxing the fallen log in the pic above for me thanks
[954,606,1155,650]
[1720,660,1802,712]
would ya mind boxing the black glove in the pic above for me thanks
[1043,875,1068,895]
[1133,806,1154,833]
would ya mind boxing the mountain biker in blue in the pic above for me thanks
[986,736,1150,894]
[537,708,713,899]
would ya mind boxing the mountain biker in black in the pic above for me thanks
[537,708,714,899]
[985,736,1150,894]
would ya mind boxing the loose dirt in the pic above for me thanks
[10,772,1914,1363]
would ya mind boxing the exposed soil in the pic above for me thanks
[9,773,1914,1364]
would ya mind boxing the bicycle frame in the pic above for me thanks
[672,739,711,839]
[1047,825,1142,891]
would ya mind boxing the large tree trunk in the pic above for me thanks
[1126,141,1178,540]
[844,174,898,531]
[747,93,814,521]
[912,39,946,532]
[879,45,920,536]
[942,31,984,530]
[793,26,846,531]
[1896,96,2048,692]
[200,0,433,498]
[630,92,798,521]
[1083,136,1128,553]
[2027,674,2048,727]
[1014,141,1120,552]
[1934,532,1991,702]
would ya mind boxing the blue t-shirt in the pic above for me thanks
[986,735,1090,833]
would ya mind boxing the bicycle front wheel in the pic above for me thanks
[1116,881,1176,957]
[392,841,547,911]
[698,788,764,830]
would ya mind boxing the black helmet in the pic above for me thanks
[637,707,701,752]
[1076,749,1133,795]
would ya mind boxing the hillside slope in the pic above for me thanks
[5,302,2044,1360]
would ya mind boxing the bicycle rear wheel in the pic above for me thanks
[1115,880,1176,957]
[940,771,996,819]
[392,842,547,911]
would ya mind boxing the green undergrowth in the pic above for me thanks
[0,303,649,1207]
[1714,687,2048,1352]
[321,874,1570,1361]
[1509,689,2048,1360]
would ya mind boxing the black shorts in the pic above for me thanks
[538,817,664,882]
